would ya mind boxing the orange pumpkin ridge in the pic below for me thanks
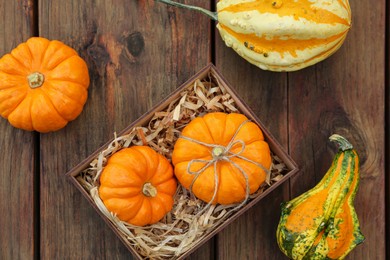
[172,112,272,205]
[0,37,90,132]
[99,146,177,227]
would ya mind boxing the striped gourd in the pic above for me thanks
[276,134,364,259]
[156,0,351,71]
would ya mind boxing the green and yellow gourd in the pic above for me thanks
[276,134,364,259]
[156,0,351,72]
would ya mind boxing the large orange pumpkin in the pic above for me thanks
[172,112,272,205]
[99,146,177,226]
[0,37,90,132]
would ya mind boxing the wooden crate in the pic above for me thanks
[66,63,299,259]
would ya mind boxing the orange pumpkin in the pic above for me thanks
[172,112,272,205]
[0,37,90,132]
[99,146,177,226]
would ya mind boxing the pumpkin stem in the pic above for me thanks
[27,72,45,89]
[142,182,158,197]
[155,0,218,21]
[212,146,225,158]
[329,134,353,151]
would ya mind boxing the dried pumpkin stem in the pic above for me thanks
[155,0,218,21]
[329,134,353,151]
[142,182,158,197]
[27,72,45,89]
[212,146,225,158]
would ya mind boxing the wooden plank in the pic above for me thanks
[0,0,36,259]
[386,0,389,256]
[0,130,36,260]
[215,1,386,260]
[0,6,37,260]
[288,0,386,259]
[214,17,290,259]
[38,0,211,258]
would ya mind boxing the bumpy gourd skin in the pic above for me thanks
[276,135,364,259]
[172,112,271,205]
[0,37,90,132]
[216,0,351,71]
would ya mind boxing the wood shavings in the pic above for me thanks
[77,72,290,259]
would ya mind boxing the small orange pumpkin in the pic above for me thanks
[0,37,90,132]
[172,112,272,205]
[99,146,177,226]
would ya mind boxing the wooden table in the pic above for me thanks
[0,1,387,259]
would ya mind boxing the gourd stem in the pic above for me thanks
[329,134,353,151]
[155,0,218,21]
[142,182,158,197]
[27,72,45,89]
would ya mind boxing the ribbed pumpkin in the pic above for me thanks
[99,146,177,226]
[157,0,351,71]
[171,112,271,205]
[276,134,364,259]
[0,37,89,132]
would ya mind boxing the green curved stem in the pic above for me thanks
[329,134,353,151]
[155,0,218,21]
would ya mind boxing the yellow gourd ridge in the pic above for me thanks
[276,134,364,259]
[156,0,351,71]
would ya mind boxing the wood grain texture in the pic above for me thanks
[38,0,211,259]
[0,0,387,259]
[214,18,290,259]
[386,0,390,255]
[287,0,386,259]
[0,0,36,259]
[214,0,386,260]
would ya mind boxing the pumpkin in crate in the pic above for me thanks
[276,134,364,259]
[0,37,89,132]
[156,0,351,71]
[99,146,177,226]
[172,112,272,205]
